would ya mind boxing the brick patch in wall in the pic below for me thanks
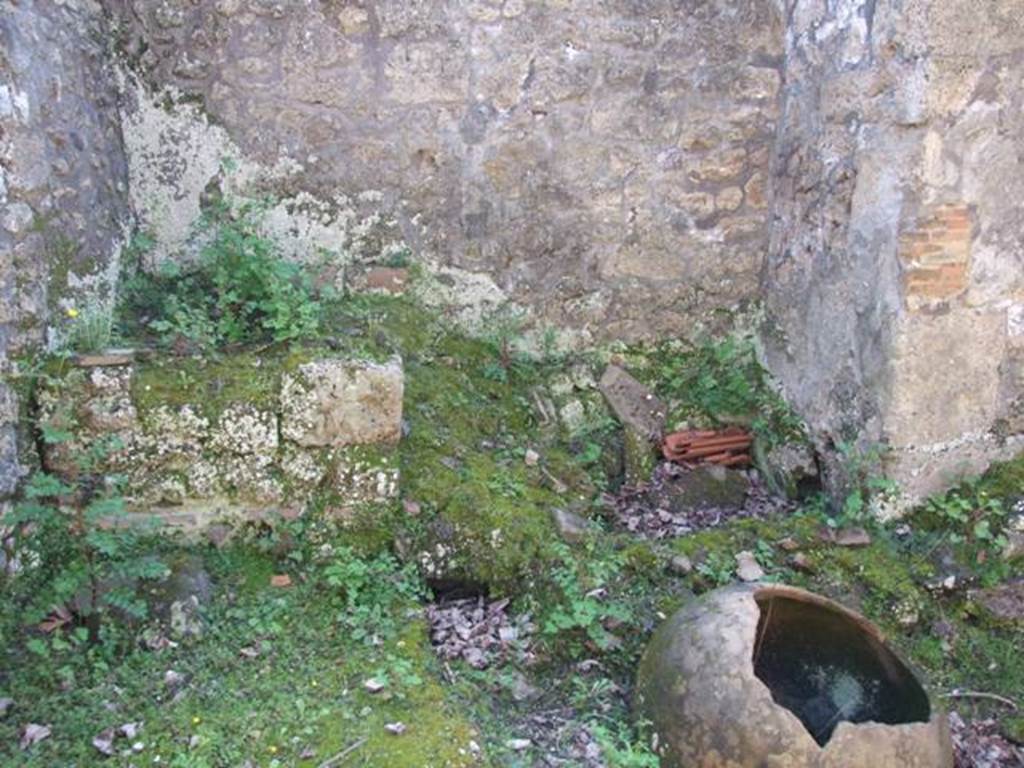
[899,204,973,305]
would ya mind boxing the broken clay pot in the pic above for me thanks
[636,583,952,767]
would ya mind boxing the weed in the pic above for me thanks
[541,541,633,652]
[318,545,423,644]
[695,550,735,587]
[923,486,1009,566]
[5,433,167,645]
[481,306,530,379]
[813,441,899,528]
[117,200,327,350]
[651,336,804,447]
[382,245,412,268]
[64,300,114,353]
[588,720,660,768]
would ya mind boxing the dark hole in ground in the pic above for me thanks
[752,590,931,746]
[426,577,490,603]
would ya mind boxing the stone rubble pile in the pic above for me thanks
[426,597,535,670]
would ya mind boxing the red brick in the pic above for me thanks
[903,262,968,299]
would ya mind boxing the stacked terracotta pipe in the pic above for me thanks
[661,426,752,467]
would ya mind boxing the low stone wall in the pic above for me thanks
[37,351,403,531]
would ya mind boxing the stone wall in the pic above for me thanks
[38,352,403,531]
[763,0,1024,504]
[0,0,131,505]
[4,0,1024,510]
[106,0,784,342]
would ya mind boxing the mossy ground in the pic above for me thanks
[0,540,485,766]
[3,288,1022,765]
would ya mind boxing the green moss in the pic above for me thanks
[131,346,322,421]
[974,451,1024,500]
[0,540,486,766]
[621,542,659,574]
[1004,715,1024,743]
[307,623,485,767]
[391,310,597,592]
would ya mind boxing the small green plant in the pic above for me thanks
[117,200,328,350]
[925,487,1008,555]
[6,433,167,643]
[487,472,526,499]
[481,306,529,380]
[588,720,660,768]
[542,542,633,652]
[825,442,898,527]
[654,336,804,447]
[64,300,114,353]
[319,546,423,643]
[382,245,412,268]
[540,325,561,363]
[695,551,735,586]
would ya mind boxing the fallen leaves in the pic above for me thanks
[426,596,535,670]
[610,461,789,539]
[949,711,1024,768]
[37,604,73,634]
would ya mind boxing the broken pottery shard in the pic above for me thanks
[93,727,116,756]
[598,365,667,440]
[662,427,753,467]
[20,723,51,750]
[363,678,386,694]
[385,722,406,735]
[280,357,404,447]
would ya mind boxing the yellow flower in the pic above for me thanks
[66,307,79,319]
[268,745,278,754]
[191,716,201,726]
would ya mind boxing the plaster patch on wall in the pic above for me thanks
[118,70,537,337]
[119,71,400,274]
[412,260,512,331]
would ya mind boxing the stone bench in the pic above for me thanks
[37,351,403,532]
